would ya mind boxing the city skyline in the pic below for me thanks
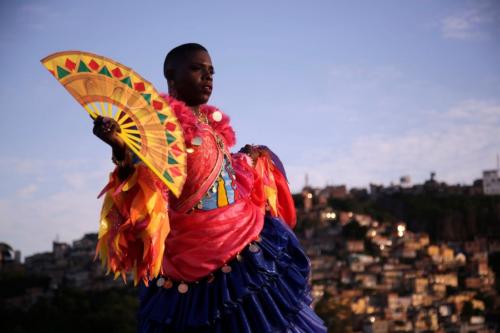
[3,170,496,260]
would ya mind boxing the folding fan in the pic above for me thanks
[41,51,186,197]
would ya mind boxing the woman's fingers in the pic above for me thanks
[108,118,121,133]
[93,117,119,137]
[93,117,120,147]
[101,117,121,134]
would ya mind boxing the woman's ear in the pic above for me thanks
[165,68,175,81]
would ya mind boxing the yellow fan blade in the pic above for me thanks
[41,50,187,197]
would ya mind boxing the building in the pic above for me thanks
[483,169,500,195]
[24,234,127,290]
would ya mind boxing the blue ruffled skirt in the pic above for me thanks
[138,215,327,332]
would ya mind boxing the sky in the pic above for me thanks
[0,0,499,258]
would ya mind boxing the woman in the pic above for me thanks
[93,43,326,333]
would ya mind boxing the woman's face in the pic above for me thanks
[170,50,214,106]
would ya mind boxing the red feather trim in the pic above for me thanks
[200,104,236,147]
[160,94,236,148]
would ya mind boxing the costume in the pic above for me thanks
[96,96,327,332]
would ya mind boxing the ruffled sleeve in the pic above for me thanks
[95,164,170,285]
[242,147,297,228]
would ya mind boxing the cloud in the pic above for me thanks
[0,157,111,259]
[446,99,500,121]
[441,1,500,41]
[281,62,499,192]
[8,3,61,32]
[324,64,450,121]
[287,99,500,191]
[0,187,102,260]
[16,184,38,198]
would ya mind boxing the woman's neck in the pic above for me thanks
[189,105,208,124]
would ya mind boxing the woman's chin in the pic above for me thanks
[189,96,210,106]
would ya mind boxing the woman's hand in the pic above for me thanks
[93,116,133,179]
[93,116,128,159]
[93,116,123,148]
[239,144,264,166]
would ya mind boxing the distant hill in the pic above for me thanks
[326,193,500,241]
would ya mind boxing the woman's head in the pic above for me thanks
[164,43,214,106]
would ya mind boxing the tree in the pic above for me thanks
[315,292,353,333]
[342,220,368,240]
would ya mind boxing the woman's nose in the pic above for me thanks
[202,68,212,80]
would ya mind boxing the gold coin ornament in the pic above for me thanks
[41,51,187,197]
[178,283,189,294]
[163,279,173,289]
[249,244,260,253]
[212,111,223,122]
[191,136,203,146]
[156,277,166,287]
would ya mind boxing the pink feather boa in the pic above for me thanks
[160,94,236,149]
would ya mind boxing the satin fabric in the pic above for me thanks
[254,153,296,229]
[163,197,264,282]
[96,95,326,331]
[170,124,225,213]
[161,152,267,282]
[139,215,327,333]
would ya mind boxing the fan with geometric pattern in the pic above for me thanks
[41,51,186,197]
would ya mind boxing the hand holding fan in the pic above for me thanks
[41,51,186,197]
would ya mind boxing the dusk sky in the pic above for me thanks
[1,0,499,258]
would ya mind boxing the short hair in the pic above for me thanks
[163,43,208,80]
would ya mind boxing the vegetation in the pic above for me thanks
[0,271,50,298]
[0,286,139,333]
[315,292,353,333]
[341,220,368,240]
[488,251,500,293]
[328,193,500,241]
